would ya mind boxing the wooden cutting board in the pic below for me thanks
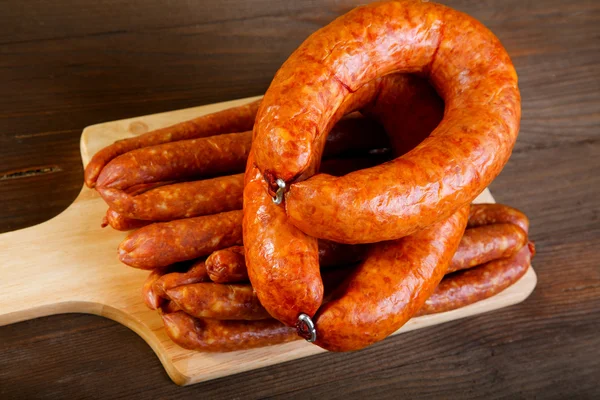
[0,96,537,386]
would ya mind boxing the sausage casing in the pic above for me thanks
[160,311,298,352]
[119,210,243,269]
[418,243,534,316]
[310,205,469,351]
[167,283,271,320]
[84,99,260,187]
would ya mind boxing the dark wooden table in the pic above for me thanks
[1,0,598,398]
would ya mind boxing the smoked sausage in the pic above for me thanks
[448,223,528,274]
[84,99,260,188]
[468,203,529,233]
[417,242,534,315]
[250,0,520,244]
[96,131,252,190]
[119,210,243,269]
[167,283,271,320]
[100,173,245,221]
[160,311,298,352]
[153,259,210,300]
[305,206,470,351]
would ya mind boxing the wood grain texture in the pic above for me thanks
[0,0,598,398]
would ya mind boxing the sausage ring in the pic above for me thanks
[250,0,520,244]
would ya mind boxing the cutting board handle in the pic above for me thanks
[0,187,135,326]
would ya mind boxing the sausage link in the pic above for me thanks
[468,203,529,233]
[243,155,323,326]
[160,301,182,314]
[142,266,174,310]
[97,113,387,221]
[101,209,150,231]
[308,205,469,352]
[417,242,534,316]
[252,1,519,244]
[84,99,260,188]
[99,173,244,221]
[167,283,271,320]
[448,223,528,274]
[96,131,252,190]
[160,311,298,352]
[153,259,210,300]
[159,222,528,324]
[242,74,437,327]
[205,241,368,284]
[193,219,528,284]
[205,246,247,283]
[119,210,243,269]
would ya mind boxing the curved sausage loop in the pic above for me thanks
[252,0,521,244]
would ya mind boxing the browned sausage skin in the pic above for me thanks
[167,283,271,320]
[197,219,528,283]
[153,259,210,300]
[84,99,260,188]
[468,203,529,233]
[417,242,534,316]
[244,73,446,328]
[99,174,245,221]
[96,131,252,191]
[160,311,298,352]
[243,153,323,327]
[102,208,150,231]
[141,266,173,310]
[250,0,519,244]
[119,210,243,269]
[448,223,528,274]
[205,246,247,283]
[307,206,470,352]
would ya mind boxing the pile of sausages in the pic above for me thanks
[85,0,533,352]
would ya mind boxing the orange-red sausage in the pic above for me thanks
[119,210,243,269]
[167,283,271,320]
[448,223,528,274]
[84,99,260,188]
[160,311,298,352]
[244,73,447,327]
[142,266,174,310]
[96,131,252,191]
[417,242,534,316]
[251,1,520,244]
[101,208,150,231]
[99,173,245,221]
[205,241,367,284]
[308,206,469,352]
[153,259,210,300]
[468,203,529,233]
[243,154,323,327]
[97,113,388,221]
[205,246,247,283]
[201,220,527,283]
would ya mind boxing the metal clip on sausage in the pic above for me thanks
[272,179,287,205]
[297,313,317,342]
